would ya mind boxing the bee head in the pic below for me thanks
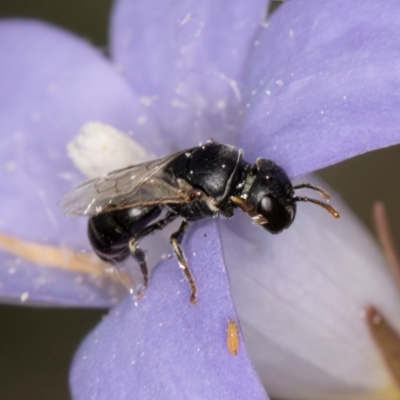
[232,159,340,234]
[246,158,296,234]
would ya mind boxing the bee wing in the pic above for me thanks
[60,150,194,215]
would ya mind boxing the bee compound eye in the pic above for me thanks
[257,195,293,233]
[260,196,273,214]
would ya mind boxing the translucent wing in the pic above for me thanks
[60,149,194,215]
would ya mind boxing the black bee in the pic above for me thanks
[61,141,339,304]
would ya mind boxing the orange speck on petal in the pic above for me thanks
[226,318,239,356]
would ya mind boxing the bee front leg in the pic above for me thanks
[170,220,197,305]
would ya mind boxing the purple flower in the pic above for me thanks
[1,0,400,398]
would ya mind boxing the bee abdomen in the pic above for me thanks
[88,207,161,264]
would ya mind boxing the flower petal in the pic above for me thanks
[241,0,400,177]
[0,20,162,306]
[220,175,400,398]
[0,263,120,307]
[70,220,268,400]
[110,0,268,147]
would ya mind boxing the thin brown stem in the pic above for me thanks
[365,306,400,388]
[373,201,400,290]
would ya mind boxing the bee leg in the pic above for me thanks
[170,220,197,305]
[128,240,148,297]
[129,212,178,297]
[133,211,177,242]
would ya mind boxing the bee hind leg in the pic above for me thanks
[129,211,178,297]
[170,220,197,305]
[128,240,148,297]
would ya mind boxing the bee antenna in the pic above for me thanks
[293,183,331,199]
[293,196,340,218]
